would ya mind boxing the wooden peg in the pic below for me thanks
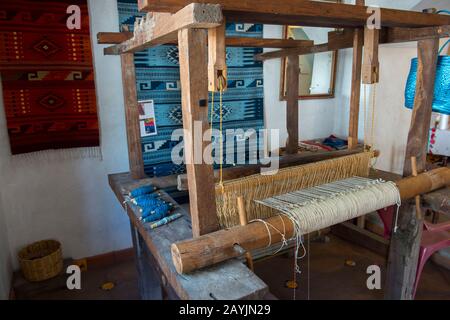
[208,21,227,92]
[411,156,423,220]
[362,27,380,84]
[237,196,254,271]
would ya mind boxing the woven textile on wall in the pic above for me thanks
[118,0,265,177]
[0,0,99,155]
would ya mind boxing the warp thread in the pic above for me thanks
[215,151,374,228]
[254,176,401,283]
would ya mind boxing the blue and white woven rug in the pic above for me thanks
[118,0,265,177]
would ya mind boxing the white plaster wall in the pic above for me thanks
[0,195,12,300]
[0,0,131,269]
[333,0,450,174]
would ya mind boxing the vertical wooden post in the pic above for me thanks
[237,196,254,271]
[362,27,380,84]
[285,55,300,154]
[348,0,364,149]
[352,0,365,227]
[385,38,439,300]
[121,53,145,179]
[208,20,227,92]
[178,28,219,237]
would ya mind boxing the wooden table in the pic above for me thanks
[108,172,268,300]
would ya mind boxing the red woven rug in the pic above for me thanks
[0,0,99,154]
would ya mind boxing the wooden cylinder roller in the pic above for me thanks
[171,167,450,274]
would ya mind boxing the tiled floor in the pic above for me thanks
[13,259,140,300]
[13,235,449,300]
[254,235,450,300]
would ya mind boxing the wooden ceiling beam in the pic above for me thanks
[99,32,313,51]
[97,32,133,44]
[104,3,222,55]
[226,37,313,48]
[256,25,450,61]
[138,0,450,28]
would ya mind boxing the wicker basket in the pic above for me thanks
[18,239,63,282]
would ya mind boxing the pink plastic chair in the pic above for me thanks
[376,206,450,298]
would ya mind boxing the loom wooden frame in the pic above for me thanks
[100,0,450,300]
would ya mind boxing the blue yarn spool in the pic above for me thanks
[132,193,160,206]
[129,185,157,198]
[139,199,167,218]
[405,11,450,115]
[141,203,172,223]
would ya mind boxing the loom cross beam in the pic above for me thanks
[104,3,223,55]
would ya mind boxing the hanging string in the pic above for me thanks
[370,83,377,150]
[218,76,225,188]
[210,90,215,129]
[363,84,368,150]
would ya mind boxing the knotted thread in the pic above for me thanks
[255,176,401,278]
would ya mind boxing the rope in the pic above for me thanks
[362,83,377,154]
[210,90,214,129]
[218,76,225,187]
[370,84,377,150]
[363,84,368,150]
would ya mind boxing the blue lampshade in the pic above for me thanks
[405,55,450,116]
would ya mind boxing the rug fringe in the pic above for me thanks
[10,146,103,164]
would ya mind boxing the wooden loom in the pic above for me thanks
[99,0,450,300]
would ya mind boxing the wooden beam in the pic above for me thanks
[256,25,450,61]
[385,38,439,300]
[208,21,227,92]
[403,39,440,176]
[97,32,132,44]
[120,53,145,179]
[362,27,380,84]
[385,25,450,43]
[256,29,354,61]
[138,0,450,29]
[177,28,219,237]
[98,32,313,47]
[348,28,364,149]
[226,37,313,48]
[285,55,300,154]
[348,0,364,149]
[104,3,222,55]
[172,167,450,274]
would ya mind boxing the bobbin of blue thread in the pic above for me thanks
[128,185,157,198]
[141,204,173,223]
